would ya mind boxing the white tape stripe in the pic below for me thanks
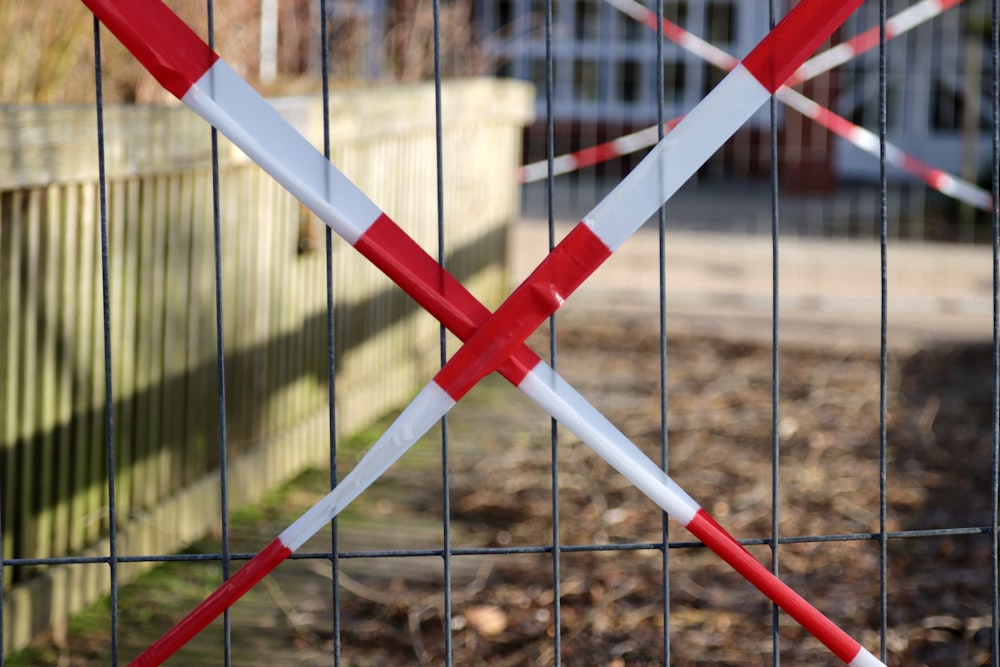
[776,79,993,212]
[849,648,885,667]
[584,64,769,251]
[679,31,738,70]
[518,361,701,524]
[607,0,737,69]
[519,163,547,183]
[793,43,857,82]
[883,143,907,165]
[550,154,580,176]
[853,128,880,155]
[791,0,961,86]
[886,0,945,37]
[520,126,665,184]
[520,155,580,182]
[937,175,995,211]
[278,382,455,551]
[184,61,382,246]
[784,91,821,119]
[603,0,650,24]
[611,126,661,155]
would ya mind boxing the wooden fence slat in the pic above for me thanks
[261,170,281,440]
[1,190,23,589]
[147,175,168,509]
[108,180,128,526]
[288,180,307,430]
[132,175,156,514]
[218,165,237,458]
[159,173,187,504]
[19,189,42,565]
[251,172,271,448]
[182,170,207,488]
[35,186,58,564]
[51,185,76,562]
[223,164,248,452]
[64,184,89,556]
[24,189,43,564]
[82,182,105,550]
[196,168,219,477]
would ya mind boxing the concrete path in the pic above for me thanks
[510,217,995,350]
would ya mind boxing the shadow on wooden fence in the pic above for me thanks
[0,78,534,652]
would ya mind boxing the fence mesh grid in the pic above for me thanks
[1,0,999,665]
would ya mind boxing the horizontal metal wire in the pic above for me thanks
[4,524,991,569]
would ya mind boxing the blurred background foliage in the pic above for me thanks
[1,0,483,104]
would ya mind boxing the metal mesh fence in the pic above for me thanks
[1,0,998,665]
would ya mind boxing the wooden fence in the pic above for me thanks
[0,78,534,651]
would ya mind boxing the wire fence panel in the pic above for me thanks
[1,0,998,666]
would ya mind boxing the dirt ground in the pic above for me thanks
[18,306,996,666]
[312,312,995,667]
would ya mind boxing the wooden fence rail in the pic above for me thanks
[0,78,534,652]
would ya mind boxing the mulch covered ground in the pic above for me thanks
[318,312,995,667]
[17,310,996,666]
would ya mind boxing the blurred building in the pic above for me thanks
[471,0,995,193]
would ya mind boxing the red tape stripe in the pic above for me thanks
[355,215,541,385]
[82,0,218,99]
[130,538,292,666]
[434,223,611,399]
[685,510,861,665]
[743,0,863,92]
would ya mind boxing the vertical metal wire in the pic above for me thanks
[92,17,119,666]
[877,0,890,661]
[767,0,781,661]
[991,0,1000,663]
[431,0,454,661]
[204,2,232,663]
[318,0,342,663]
[544,0,562,661]
[654,0,670,661]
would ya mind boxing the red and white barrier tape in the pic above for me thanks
[340,3,881,664]
[787,0,964,86]
[606,0,992,212]
[81,1,880,665]
[519,119,681,183]
[778,86,993,210]
[524,0,992,214]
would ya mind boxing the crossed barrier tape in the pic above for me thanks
[521,0,961,181]
[521,0,994,214]
[81,1,882,665]
[785,0,963,86]
[607,0,994,212]
[520,0,965,183]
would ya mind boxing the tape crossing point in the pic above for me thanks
[80,1,883,666]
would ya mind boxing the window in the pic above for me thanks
[663,61,687,101]
[615,13,643,42]
[574,0,601,40]
[930,77,991,133]
[617,60,642,103]
[706,1,735,44]
[666,1,688,28]
[574,60,601,101]
[701,61,726,98]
